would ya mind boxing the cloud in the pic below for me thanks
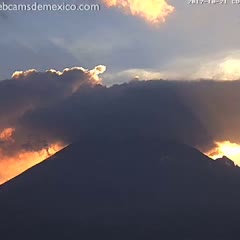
[2,66,240,182]
[1,0,239,82]
[18,78,240,154]
[102,0,175,24]
[104,68,164,84]
[163,52,240,81]
[0,64,106,134]
[0,65,106,183]
[103,52,240,85]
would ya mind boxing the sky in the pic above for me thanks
[1,0,240,84]
[1,0,240,184]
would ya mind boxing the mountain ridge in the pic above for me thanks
[1,139,240,240]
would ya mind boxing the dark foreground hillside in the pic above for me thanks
[1,138,240,240]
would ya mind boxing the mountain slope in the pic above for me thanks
[1,138,240,240]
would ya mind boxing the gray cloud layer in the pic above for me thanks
[1,67,240,162]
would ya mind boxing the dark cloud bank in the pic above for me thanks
[1,67,240,158]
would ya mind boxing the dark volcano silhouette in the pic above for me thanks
[215,155,236,167]
[1,138,240,240]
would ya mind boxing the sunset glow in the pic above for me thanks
[0,128,15,142]
[0,142,66,185]
[102,0,175,24]
[206,141,240,166]
[220,59,240,80]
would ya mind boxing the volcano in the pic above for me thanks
[1,138,240,240]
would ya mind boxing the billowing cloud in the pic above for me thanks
[2,64,240,183]
[0,65,106,184]
[102,0,175,24]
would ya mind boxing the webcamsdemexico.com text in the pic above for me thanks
[0,2,101,12]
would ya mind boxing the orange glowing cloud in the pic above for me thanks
[0,127,15,142]
[0,142,66,185]
[206,141,240,166]
[102,0,175,24]
[12,65,106,83]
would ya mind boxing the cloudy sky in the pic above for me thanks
[1,0,240,184]
[1,0,240,83]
